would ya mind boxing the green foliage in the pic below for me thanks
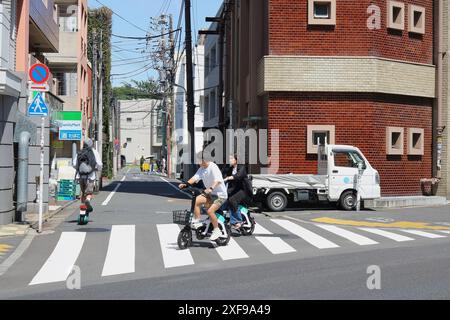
[88,6,113,179]
[113,79,162,100]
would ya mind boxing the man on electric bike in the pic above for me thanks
[222,154,253,229]
[179,152,228,241]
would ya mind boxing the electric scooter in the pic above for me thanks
[227,205,256,236]
[77,204,89,225]
[174,185,231,249]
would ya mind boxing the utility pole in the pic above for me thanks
[159,15,168,173]
[184,0,195,175]
[168,14,175,178]
[98,29,104,185]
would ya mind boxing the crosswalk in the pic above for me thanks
[27,218,450,286]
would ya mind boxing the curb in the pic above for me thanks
[29,199,78,230]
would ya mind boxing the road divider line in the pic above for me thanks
[102,225,135,277]
[398,229,446,239]
[214,238,249,260]
[121,176,126,182]
[315,224,378,246]
[102,183,121,206]
[157,224,194,268]
[29,232,86,285]
[357,227,414,242]
[160,177,191,197]
[272,219,339,249]
[255,237,296,255]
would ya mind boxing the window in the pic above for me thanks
[407,128,424,155]
[126,118,132,123]
[204,95,210,121]
[387,1,405,31]
[334,150,366,169]
[307,125,335,154]
[308,0,336,26]
[210,45,217,71]
[409,5,425,34]
[386,127,404,155]
[210,89,216,119]
[126,138,132,143]
[205,55,210,76]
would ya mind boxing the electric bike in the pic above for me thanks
[225,204,256,236]
[173,186,231,249]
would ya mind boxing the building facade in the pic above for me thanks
[173,36,205,178]
[119,99,161,165]
[220,0,436,196]
[1,0,60,224]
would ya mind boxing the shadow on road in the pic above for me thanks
[100,180,191,200]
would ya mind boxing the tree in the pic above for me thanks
[113,79,162,100]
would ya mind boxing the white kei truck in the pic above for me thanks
[250,144,381,212]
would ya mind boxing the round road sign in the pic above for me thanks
[29,63,50,84]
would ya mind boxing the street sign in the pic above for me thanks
[28,93,49,117]
[28,82,49,92]
[56,111,82,141]
[29,63,50,84]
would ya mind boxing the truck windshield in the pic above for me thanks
[333,150,366,169]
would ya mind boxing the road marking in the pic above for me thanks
[102,225,135,277]
[253,224,273,235]
[255,237,296,255]
[0,231,36,276]
[311,217,450,231]
[0,244,12,254]
[29,232,86,285]
[315,224,378,246]
[160,177,191,197]
[121,176,126,182]
[214,238,249,260]
[398,229,446,239]
[102,183,121,206]
[437,230,450,235]
[272,219,339,249]
[357,227,414,242]
[157,224,194,268]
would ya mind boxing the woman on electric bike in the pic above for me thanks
[222,154,253,229]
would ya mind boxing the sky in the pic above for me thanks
[88,0,222,87]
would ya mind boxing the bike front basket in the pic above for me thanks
[173,210,193,225]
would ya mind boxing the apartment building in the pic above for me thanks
[218,0,438,196]
[1,0,59,224]
[46,0,89,158]
[173,36,205,178]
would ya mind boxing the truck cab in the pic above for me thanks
[321,145,381,210]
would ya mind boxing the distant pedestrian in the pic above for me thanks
[140,156,145,172]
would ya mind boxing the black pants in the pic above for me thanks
[228,190,251,213]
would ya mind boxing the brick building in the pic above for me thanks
[216,0,440,196]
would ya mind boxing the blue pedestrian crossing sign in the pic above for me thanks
[28,93,49,117]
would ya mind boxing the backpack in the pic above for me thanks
[77,148,97,176]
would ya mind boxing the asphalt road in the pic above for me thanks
[1,167,450,300]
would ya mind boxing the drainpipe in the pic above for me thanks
[16,131,31,221]
[434,0,445,180]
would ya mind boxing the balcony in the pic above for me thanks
[46,31,77,66]
[29,0,59,52]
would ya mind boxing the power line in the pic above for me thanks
[94,0,149,33]
[112,28,181,40]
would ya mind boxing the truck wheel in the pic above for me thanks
[340,191,357,211]
[266,191,288,212]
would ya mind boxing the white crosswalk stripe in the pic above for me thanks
[102,225,135,277]
[255,236,296,255]
[398,229,447,239]
[357,227,414,242]
[437,230,450,235]
[271,219,339,249]
[315,224,378,246]
[253,224,273,235]
[156,224,195,268]
[30,232,86,286]
[214,238,249,260]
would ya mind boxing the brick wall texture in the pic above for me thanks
[263,0,434,196]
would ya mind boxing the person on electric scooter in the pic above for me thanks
[222,153,253,229]
[179,151,228,241]
[73,138,102,215]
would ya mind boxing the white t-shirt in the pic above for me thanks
[193,162,228,198]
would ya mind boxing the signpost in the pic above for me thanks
[55,111,82,141]
[28,63,50,233]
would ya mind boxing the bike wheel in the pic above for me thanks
[177,229,192,249]
[195,228,205,240]
[241,218,256,236]
[215,224,231,246]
